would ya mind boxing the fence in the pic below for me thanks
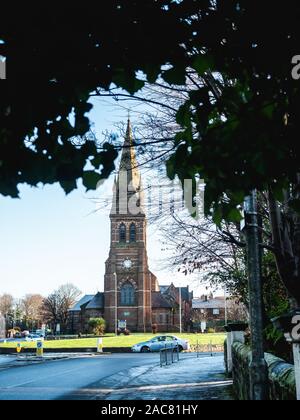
[160,346,180,367]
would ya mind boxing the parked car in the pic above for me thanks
[35,329,46,338]
[25,334,44,342]
[131,335,190,353]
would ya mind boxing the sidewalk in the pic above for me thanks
[96,354,234,400]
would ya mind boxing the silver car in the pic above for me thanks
[131,335,190,353]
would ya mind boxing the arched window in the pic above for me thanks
[129,223,136,242]
[119,223,126,243]
[121,283,135,306]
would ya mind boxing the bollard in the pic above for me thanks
[97,338,103,353]
[36,340,44,357]
[16,342,22,354]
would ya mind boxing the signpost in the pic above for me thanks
[36,340,44,357]
[118,320,127,330]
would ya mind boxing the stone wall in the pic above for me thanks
[232,342,296,400]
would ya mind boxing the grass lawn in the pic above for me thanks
[0,333,225,349]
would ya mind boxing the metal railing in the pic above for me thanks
[196,340,213,358]
[160,345,180,367]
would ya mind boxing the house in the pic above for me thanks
[192,295,226,331]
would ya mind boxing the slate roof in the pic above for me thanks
[160,285,170,294]
[192,297,225,310]
[69,295,94,312]
[85,292,104,310]
[152,292,173,309]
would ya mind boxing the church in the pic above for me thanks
[68,120,193,333]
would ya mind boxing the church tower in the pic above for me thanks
[103,119,153,332]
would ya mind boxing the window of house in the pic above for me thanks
[213,308,220,316]
[120,283,135,306]
[119,223,126,243]
[129,223,136,242]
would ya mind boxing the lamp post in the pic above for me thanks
[224,288,228,326]
[113,272,118,336]
[179,286,182,334]
[244,190,268,400]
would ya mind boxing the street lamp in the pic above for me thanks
[179,286,182,334]
[243,190,269,400]
[224,288,228,326]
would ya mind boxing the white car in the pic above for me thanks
[131,335,190,353]
[25,334,44,342]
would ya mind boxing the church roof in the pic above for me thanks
[160,285,170,294]
[152,292,173,309]
[85,292,104,310]
[69,295,94,312]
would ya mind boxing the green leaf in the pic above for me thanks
[162,67,186,85]
[227,208,243,223]
[176,103,191,126]
[192,55,214,75]
[82,171,102,191]
[113,71,145,94]
[59,180,77,195]
[212,206,223,227]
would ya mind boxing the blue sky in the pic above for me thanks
[0,97,204,299]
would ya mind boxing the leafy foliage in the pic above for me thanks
[88,318,106,336]
[0,2,187,197]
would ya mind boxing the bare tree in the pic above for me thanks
[0,294,14,317]
[42,284,81,332]
[21,294,44,329]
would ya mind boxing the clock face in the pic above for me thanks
[123,259,133,269]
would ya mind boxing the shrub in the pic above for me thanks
[88,318,106,336]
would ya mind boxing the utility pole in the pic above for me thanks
[244,190,269,400]
[113,272,118,336]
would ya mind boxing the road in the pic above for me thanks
[0,353,159,400]
[0,353,232,400]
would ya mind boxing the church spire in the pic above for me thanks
[111,118,144,216]
[119,118,140,190]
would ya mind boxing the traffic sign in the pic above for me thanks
[36,340,44,357]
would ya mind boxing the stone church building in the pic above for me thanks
[68,120,193,333]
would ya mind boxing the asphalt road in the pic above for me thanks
[0,353,160,400]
